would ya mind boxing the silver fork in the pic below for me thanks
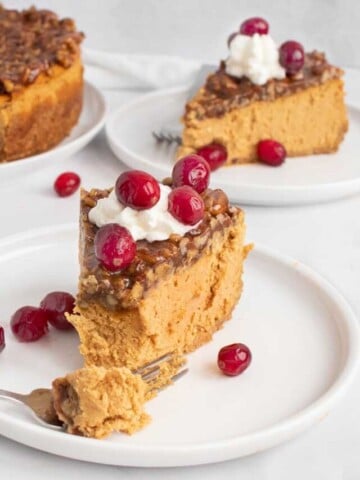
[152,64,215,146]
[0,352,188,432]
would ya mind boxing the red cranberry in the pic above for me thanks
[94,224,136,272]
[257,139,286,166]
[0,326,5,352]
[196,144,227,171]
[279,41,305,75]
[227,31,238,47]
[218,343,252,376]
[54,172,81,197]
[11,306,48,342]
[168,186,205,226]
[115,170,160,210]
[40,292,75,330]
[172,154,210,194]
[240,17,269,36]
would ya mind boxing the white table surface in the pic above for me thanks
[2,1,360,478]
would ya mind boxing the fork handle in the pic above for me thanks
[0,389,25,404]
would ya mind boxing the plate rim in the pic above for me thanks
[105,69,360,206]
[0,81,107,174]
[0,223,359,467]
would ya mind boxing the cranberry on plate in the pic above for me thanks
[11,306,48,342]
[240,17,269,36]
[196,143,228,171]
[0,326,5,352]
[168,186,205,226]
[172,154,210,194]
[218,343,252,376]
[279,41,305,75]
[54,172,81,197]
[115,170,160,210]
[40,291,75,330]
[94,223,136,272]
[257,139,287,166]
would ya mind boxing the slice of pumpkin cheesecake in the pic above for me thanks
[177,17,348,166]
[68,160,249,370]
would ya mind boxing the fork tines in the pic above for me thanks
[152,129,182,145]
[133,352,188,385]
[134,352,174,375]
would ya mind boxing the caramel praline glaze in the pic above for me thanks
[0,6,83,94]
[78,187,239,310]
[188,52,343,120]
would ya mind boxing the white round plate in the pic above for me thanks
[106,68,360,206]
[0,224,358,467]
[0,82,106,182]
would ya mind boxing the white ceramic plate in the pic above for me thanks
[0,224,358,467]
[106,68,360,206]
[0,82,106,182]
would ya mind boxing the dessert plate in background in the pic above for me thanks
[0,224,358,466]
[0,82,106,183]
[106,68,360,206]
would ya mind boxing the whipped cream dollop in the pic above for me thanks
[225,33,285,85]
[88,184,196,242]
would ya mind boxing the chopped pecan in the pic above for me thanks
[203,189,229,216]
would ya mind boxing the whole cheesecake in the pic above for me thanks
[0,6,84,163]
[178,18,348,165]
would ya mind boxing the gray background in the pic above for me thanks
[7,0,360,67]
[3,1,360,479]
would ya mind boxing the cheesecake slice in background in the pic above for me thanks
[178,17,348,166]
